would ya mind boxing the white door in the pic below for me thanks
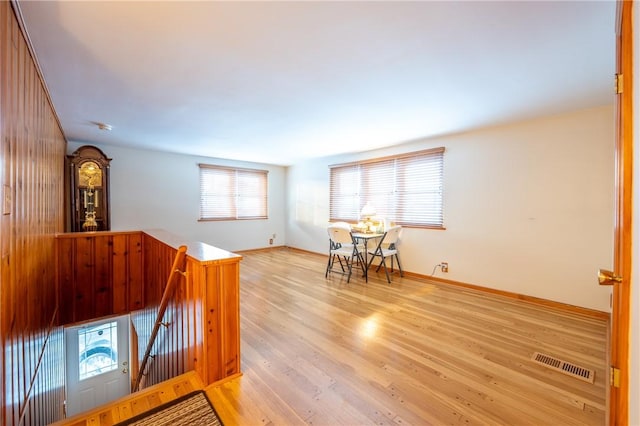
[65,315,130,417]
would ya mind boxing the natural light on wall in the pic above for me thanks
[295,182,329,226]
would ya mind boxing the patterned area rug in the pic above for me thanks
[115,390,223,426]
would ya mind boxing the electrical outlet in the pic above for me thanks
[441,262,448,273]
[269,238,273,245]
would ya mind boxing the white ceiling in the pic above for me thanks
[16,1,615,166]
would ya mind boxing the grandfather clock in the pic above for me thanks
[67,145,111,232]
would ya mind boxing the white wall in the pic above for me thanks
[67,142,287,252]
[287,106,615,312]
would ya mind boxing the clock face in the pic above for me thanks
[78,161,102,187]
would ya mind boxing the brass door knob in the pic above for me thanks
[598,269,622,285]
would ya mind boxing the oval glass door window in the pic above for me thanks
[78,320,118,380]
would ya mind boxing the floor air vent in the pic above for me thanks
[531,352,595,384]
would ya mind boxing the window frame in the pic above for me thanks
[198,163,268,221]
[329,147,445,229]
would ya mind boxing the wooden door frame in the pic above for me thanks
[611,1,633,424]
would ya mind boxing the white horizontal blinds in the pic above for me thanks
[329,147,445,228]
[200,166,234,220]
[199,164,268,220]
[360,159,395,220]
[395,148,444,227]
[329,164,359,221]
[236,168,268,219]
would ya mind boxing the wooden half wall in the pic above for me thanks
[56,232,144,324]
[55,229,243,387]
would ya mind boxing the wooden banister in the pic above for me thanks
[133,245,188,392]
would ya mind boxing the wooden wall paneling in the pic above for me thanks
[15,324,24,421]
[56,231,144,325]
[130,306,154,389]
[0,119,7,421]
[169,295,180,378]
[148,234,163,305]
[19,325,64,425]
[1,2,67,424]
[170,287,181,379]
[136,234,172,386]
[22,332,32,423]
[16,27,27,426]
[2,5,17,373]
[142,235,164,305]
[140,234,161,382]
[0,4,7,418]
[159,301,178,383]
[112,235,128,314]
[14,26,26,425]
[176,270,188,376]
[220,260,241,377]
[162,300,177,380]
[188,258,201,376]
[8,330,19,425]
[56,237,76,325]
[45,326,64,425]
[159,312,170,382]
[164,260,189,380]
[204,263,222,383]
[93,234,113,318]
[45,329,61,425]
[153,307,167,385]
[158,260,181,379]
[1,2,15,423]
[152,241,168,303]
[127,232,143,311]
[164,289,178,379]
[199,259,241,384]
[74,236,95,322]
[3,77,13,420]
[188,258,206,384]
[20,14,65,419]
[175,268,186,376]
[145,315,162,385]
[133,231,243,388]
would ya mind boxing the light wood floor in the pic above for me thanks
[207,247,607,426]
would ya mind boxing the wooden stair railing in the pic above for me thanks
[133,245,188,392]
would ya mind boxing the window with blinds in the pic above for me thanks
[329,147,444,228]
[199,164,268,220]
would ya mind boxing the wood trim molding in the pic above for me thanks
[290,247,610,321]
[235,245,287,254]
[610,1,633,423]
[403,271,610,321]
